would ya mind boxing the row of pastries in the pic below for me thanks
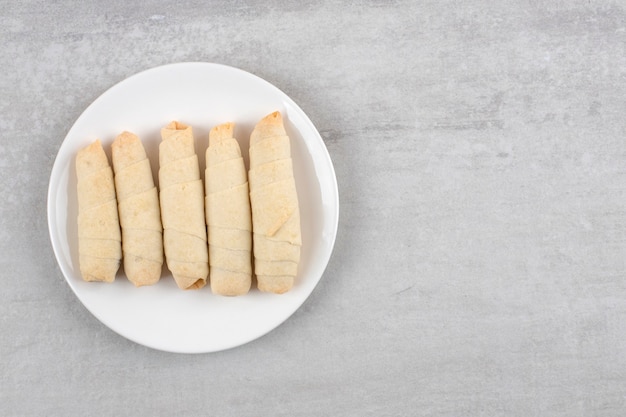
[75,111,301,295]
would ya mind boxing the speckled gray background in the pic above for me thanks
[2,1,626,415]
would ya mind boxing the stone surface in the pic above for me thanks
[1,1,625,415]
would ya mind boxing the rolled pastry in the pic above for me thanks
[159,121,208,289]
[76,139,122,282]
[205,122,252,296]
[248,111,301,293]
[111,131,163,287]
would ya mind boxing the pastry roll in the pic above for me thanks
[76,139,122,282]
[111,131,163,287]
[205,122,252,295]
[248,111,301,293]
[159,121,208,289]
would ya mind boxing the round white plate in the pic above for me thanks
[47,62,339,353]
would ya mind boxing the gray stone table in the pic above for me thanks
[2,1,625,415]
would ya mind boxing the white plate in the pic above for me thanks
[47,62,339,353]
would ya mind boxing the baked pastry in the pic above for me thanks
[159,121,208,289]
[205,122,252,295]
[248,111,301,293]
[76,140,122,282]
[111,131,163,287]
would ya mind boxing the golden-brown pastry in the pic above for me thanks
[111,131,163,287]
[205,122,252,295]
[248,111,301,293]
[76,140,122,282]
[159,121,208,289]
